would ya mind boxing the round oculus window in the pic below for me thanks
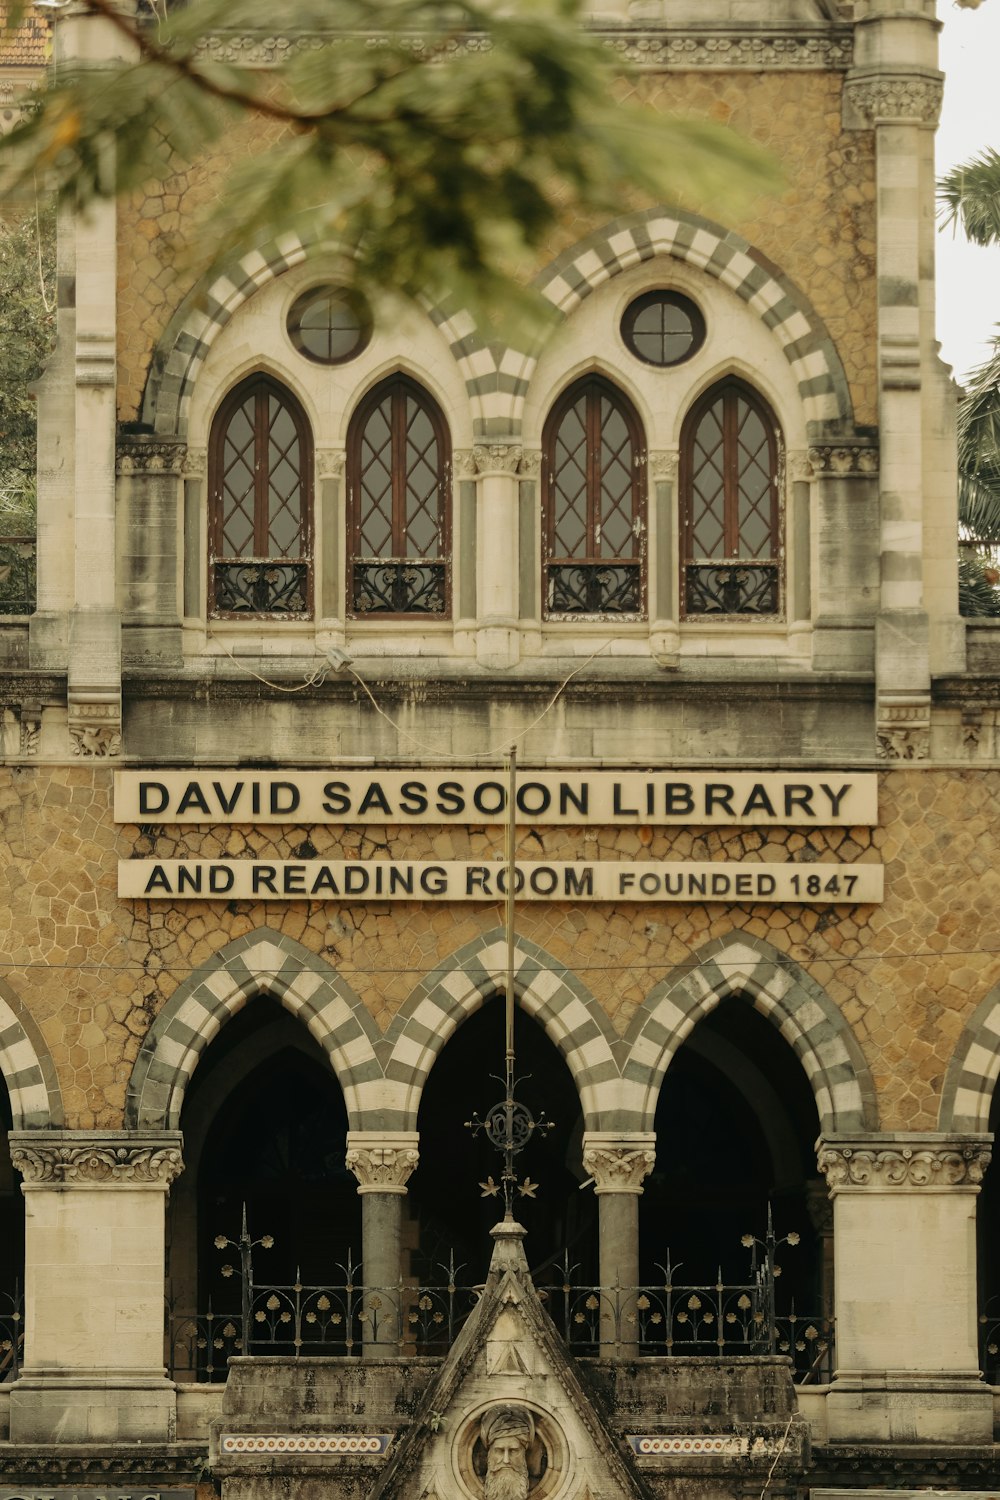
[287,286,371,365]
[621,290,705,368]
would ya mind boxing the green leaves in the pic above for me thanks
[0,202,55,504]
[1,0,781,334]
[938,147,1000,248]
[956,338,1000,615]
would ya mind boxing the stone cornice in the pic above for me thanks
[582,1133,657,1194]
[116,436,187,475]
[817,1134,992,1191]
[10,1130,184,1188]
[188,27,854,71]
[345,1131,419,1193]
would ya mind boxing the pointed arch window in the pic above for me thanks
[680,380,782,618]
[347,375,451,618]
[542,376,646,618]
[208,374,313,617]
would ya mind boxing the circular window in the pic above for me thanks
[287,286,371,365]
[621,290,705,367]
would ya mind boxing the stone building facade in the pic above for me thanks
[3,0,1000,1496]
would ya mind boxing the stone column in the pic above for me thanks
[345,1131,419,1355]
[582,1133,655,1357]
[7,1130,183,1444]
[818,1133,993,1444]
[117,436,185,667]
[461,444,523,671]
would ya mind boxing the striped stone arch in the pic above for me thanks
[375,930,642,1133]
[0,980,63,1129]
[125,928,382,1130]
[142,209,853,441]
[622,934,877,1135]
[939,983,1000,1132]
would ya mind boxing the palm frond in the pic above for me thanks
[938,147,1000,246]
[957,336,1000,475]
[959,550,1000,617]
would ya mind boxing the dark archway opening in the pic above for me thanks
[977,1088,1000,1378]
[0,1080,23,1380]
[175,996,360,1333]
[641,994,827,1338]
[410,997,595,1288]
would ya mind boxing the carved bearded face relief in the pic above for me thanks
[477,1404,540,1500]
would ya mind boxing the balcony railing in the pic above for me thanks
[0,536,36,615]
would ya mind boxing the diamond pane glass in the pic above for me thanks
[359,397,394,557]
[267,396,304,557]
[404,397,440,557]
[552,398,588,557]
[598,398,635,558]
[690,400,726,558]
[736,401,773,557]
[221,396,256,556]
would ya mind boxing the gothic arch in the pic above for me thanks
[378,929,640,1132]
[939,982,1000,1132]
[141,210,853,443]
[124,928,381,1130]
[0,979,63,1129]
[623,934,877,1135]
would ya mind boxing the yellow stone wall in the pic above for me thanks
[116,70,876,428]
[0,766,992,1132]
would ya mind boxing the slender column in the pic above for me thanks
[8,1130,183,1443]
[459,445,522,670]
[648,452,679,667]
[345,1131,419,1355]
[818,1133,993,1444]
[582,1133,655,1357]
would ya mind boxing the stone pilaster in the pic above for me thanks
[583,1133,655,1357]
[346,1131,419,1353]
[457,444,523,670]
[8,1129,183,1444]
[817,1132,993,1445]
[116,436,186,666]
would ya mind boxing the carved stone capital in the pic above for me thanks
[808,444,879,478]
[345,1131,419,1194]
[182,445,207,479]
[116,436,187,475]
[456,444,524,478]
[10,1131,185,1189]
[68,696,122,759]
[316,448,346,479]
[582,1133,656,1194]
[844,70,944,127]
[649,450,679,481]
[817,1135,992,1192]
[876,696,930,762]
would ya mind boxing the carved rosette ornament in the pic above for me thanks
[10,1132,184,1188]
[817,1139,992,1192]
[582,1134,656,1194]
[844,71,944,127]
[807,445,879,478]
[345,1132,420,1194]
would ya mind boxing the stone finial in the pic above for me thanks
[582,1133,656,1194]
[817,1135,992,1191]
[345,1131,420,1193]
[10,1131,185,1188]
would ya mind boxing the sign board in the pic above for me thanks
[115,771,878,828]
[119,859,883,904]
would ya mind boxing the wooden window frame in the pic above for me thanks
[207,373,314,620]
[541,375,647,620]
[679,378,783,621]
[346,374,452,621]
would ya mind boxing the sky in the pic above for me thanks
[936,0,1000,381]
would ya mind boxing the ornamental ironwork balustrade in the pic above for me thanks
[212,559,310,615]
[684,560,780,616]
[545,561,642,616]
[351,558,448,615]
[978,1296,1000,1383]
[166,1223,832,1384]
[0,537,36,615]
[0,1282,22,1381]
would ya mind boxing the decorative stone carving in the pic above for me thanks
[808,444,879,478]
[477,1404,538,1500]
[456,445,525,477]
[582,1135,656,1194]
[182,445,207,478]
[193,29,854,71]
[69,698,122,759]
[345,1132,419,1193]
[876,698,930,762]
[962,707,983,752]
[10,1133,184,1187]
[317,448,347,479]
[649,451,679,481]
[817,1140,992,1191]
[844,71,944,127]
[116,437,187,474]
[19,706,40,757]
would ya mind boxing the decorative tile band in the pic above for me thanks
[628,1435,769,1457]
[220,1433,391,1455]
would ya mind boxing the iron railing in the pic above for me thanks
[167,1222,833,1384]
[0,1282,23,1381]
[0,537,36,615]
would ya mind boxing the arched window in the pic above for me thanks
[347,375,451,618]
[680,379,782,617]
[208,374,313,617]
[542,376,646,617]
